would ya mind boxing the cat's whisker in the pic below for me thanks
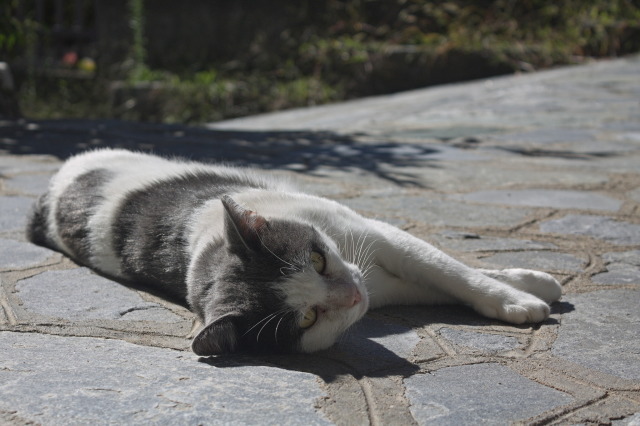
[361,263,379,281]
[343,231,349,262]
[354,230,367,265]
[256,310,284,343]
[349,227,357,264]
[279,265,301,276]
[360,245,379,272]
[242,313,276,338]
[274,310,294,345]
[356,236,376,268]
[242,309,287,338]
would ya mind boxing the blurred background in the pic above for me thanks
[1,0,639,125]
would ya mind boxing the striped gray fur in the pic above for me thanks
[113,171,268,301]
[57,169,112,266]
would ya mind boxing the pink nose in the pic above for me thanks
[351,288,362,307]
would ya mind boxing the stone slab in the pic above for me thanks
[552,289,640,380]
[480,251,585,273]
[601,250,640,266]
[491,128,598,145]
[592,264,640,285]
[16,268,184,323]
[455,189,622,212]
[0,196,33,232]
[4,173,53,196]
[0,238,55,269]
[438,328,520,354]
[0,332,330,425]
[540,215,640,246]
[0,301,7,324]
[613,412,640,425]
[343,194,533,228]
[378,160,609,193]
[405,363,572,425]
[323,316,420,374]
[0,156,60,174]
[431,231,556,252]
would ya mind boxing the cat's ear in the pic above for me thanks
[191,314,238,356]
[221,195,267,252]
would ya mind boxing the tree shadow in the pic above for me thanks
[0,118,442,187]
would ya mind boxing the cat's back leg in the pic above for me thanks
[26,150,122,264]
[26,192,56,249]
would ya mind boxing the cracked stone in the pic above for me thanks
[0,196,33,232]
[0,332,330,425]
[0,238,55,269]
[593,250,640,287]
[552,289,640,380]
[0,157,60,174]
[4,174,53,196]
[480,251,585,273]
[344,195,533,228]
[405,363,572,425]
[323,316,420,374]
[16,268,184,323]
[592,261,640,285]
[0,300,7,324]
[455,189,622,212]
[492,128,598,145]
[438,328,520,353]
[431,231,556,252]
[540,215,640,246]
[613,412,640,425]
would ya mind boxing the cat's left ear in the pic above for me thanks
[191,313,238,356]
[221,195,268,252]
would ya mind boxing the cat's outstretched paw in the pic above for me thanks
[480,268,562,303]
[475,291,551,324]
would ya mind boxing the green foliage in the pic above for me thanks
[128,0,147,81]
[15,0,640,124]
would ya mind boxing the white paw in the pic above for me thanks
[481,268,562,303]
[475,291,551,324]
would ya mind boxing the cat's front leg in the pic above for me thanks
[479,268,562,303]
[361,219,556,324]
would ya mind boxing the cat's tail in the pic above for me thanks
[26,193,57,250]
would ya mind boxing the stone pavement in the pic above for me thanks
[1,55,639,425]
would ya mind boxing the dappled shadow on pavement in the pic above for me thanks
[0,118,441,186]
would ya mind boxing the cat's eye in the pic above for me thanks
[299,307,317,329]
[310,251,326,274]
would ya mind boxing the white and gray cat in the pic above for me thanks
[27,149,561,356]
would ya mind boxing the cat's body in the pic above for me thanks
[28,149,561,355]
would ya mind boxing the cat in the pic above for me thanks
[27,149,562,356]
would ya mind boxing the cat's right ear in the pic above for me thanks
[191,314,238,356]
[221,195,267,252]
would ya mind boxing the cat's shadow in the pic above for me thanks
[196,336,421,382]
[194,302,571,383]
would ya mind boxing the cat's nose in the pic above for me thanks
[351,288,362,306]
[328,280,363,307]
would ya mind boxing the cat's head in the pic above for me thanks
[189,195,369,356]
